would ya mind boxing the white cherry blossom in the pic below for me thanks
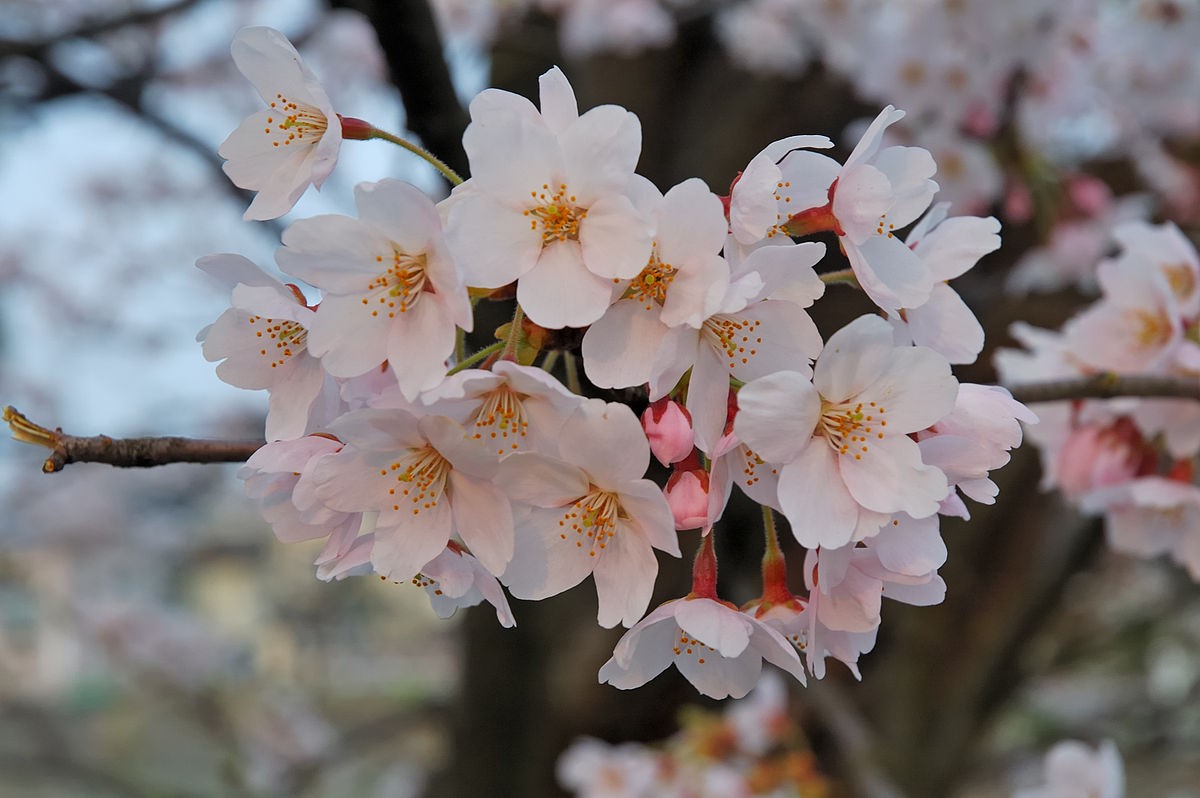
[410,544,516,627]
[443,67,652,328]
[598,595,807,698]
[312,408,514,581]
[219,27,342,221]
[735,315,957,548]
[276,179,472,399]
[497,399,679,628]
[197,254,331,441]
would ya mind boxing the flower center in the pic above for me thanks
[818,399,887,461]
[739,445,777,488]
[1130,308,1173,349]
[557,488,622,558]
[702,313,763,369]
[265,93,328,149]
[382,445,451,516]
[524,183,587,246]
[1163,262,1196,302]
[627,248,677,309]
[671,629,715,665]
[471,385,529,455]
[247,314,308,368]
[362,250,429,319]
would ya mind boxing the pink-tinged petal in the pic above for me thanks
[463,98,560,194]
[737,242,826,306]
[776,150,842,213]
[611,601,679,666]
[538,66,579,134]
[448,471,514,577]
[843,106,904,170]
[904,284,984,365]
[913,215,1001,281]
[593,522,658,628]
[735,371,820,464]
[727,444,782,512]
[832,164,892,244]
[386,300,456,401]
[816,567,881,633]
[562,105,641,201]
[307,293,391,377]
[686,344,734,455]
[325,408,424,451]
[354,179,438,253]
[277,214,395,291]
[847,232,933,311]
[872,514,946,575]
[496,452,590,506]
[675,647,762,700]
[371,501,454,581]
[444,193,543,288]
[728,301,822,383]
[599,616,677,689]
[501,506,597,599]
[872,145,937,228]
[883,577,945,606]
[840,435,948,517]
[230,27,321,106]
[579,193,655,280]
[582,300,668,389]
[647,326,699,401]
[778,444,858,549]
[618,479,680,556]
[197,253,279,290]
[221,114,320,219]
[518,241,617,329]
[559,400,650,486]
[265,358,325,440]
[863,345,958,433]
[730,153,783,245]
[675,599,752,657]
[814,314,894,401]
[747,624,807,685]
[660,252,729,329]
[657,179,729,262]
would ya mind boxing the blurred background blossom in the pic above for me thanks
[2,1,1200,795]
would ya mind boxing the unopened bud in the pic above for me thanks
[666,466,709,531]
[642,398,694,466]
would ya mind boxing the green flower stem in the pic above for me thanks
[819,268,860,287]
[447,341,504,375]
[367,128,464,187]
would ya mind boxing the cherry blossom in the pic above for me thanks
[1014,739,1124,798]
[219,27,343,221]
[735,314,957,548]
[496,399,679,627]
[781,106,939,311]
[410,544,516,627]
[311,408,514,582]
[276,179,472,400]
[197,254,332,442]
[640,397,694,467]
[598,594,807,698]
[442,66,652,328]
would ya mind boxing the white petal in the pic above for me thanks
[778,444,858,549]
[734,371,820,464]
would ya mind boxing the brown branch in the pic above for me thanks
[1007,373,1200,404]
[4,406,262,473]
[0,0,204,58]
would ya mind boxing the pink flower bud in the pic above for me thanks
[666,467,709,531]
[1003,180,1033,224]
[1057,419,1152,498]
[1066,174,1112,216]
[642,398,694,466]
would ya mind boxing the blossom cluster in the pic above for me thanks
[557,674,829,797]
[201,26,1028,699]
[998,220,1200,580]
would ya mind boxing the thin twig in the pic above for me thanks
[1006,373,1200,404]
[4,406,263,473]
[0,0,203,57]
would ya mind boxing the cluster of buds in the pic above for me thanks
[203,27,1030,698]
